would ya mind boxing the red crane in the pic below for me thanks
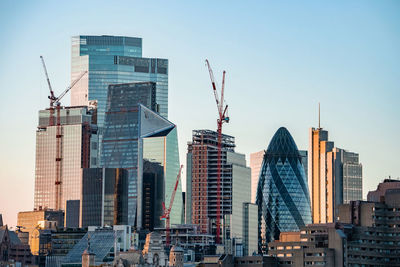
[160,165,184,248]
[205,59,229,244]
[40,56,87,210]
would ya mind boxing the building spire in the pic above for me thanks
[318,102,321,129]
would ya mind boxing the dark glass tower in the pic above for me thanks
[256,127,311,254]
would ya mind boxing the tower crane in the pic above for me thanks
[205,59,229,244]
[40,55,87,210]
[160,165,184,248]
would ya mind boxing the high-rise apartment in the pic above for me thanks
[101,82,181,227]
[71,35,168,127]
[250,150,264,204]
[257,127,311,254]
[186,130,251,254]
[34,105,98,211]
[308,127,362,223]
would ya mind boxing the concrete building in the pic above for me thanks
[308,127,362,224]
[101,82,181,227]
[250,151,264,204]
[367,178,400,202]
[268,186,400,266]
[186,130,251,255]
[17,209,64,255]
[0,226,34,266]
[154,224,215,262]
[34,105,98,211]
[142,232,168,266]
[243,203,258,256]
[169,245,184,267]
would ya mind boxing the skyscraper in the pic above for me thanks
[71,35,168,127]
[308,127,363,223]
[187,130,251,254]
[34,105,98,211]
[327,148,363,207]
[101,82,181,227]
[250,150,264,204]
[80,168,129,227]
[257,127,312,254]
[308,127,333,223]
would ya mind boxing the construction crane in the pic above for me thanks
[205,59,229,244]
[160,165,184,248]
[40,55,87,210]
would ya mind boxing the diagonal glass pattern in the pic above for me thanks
[256,127,311,254]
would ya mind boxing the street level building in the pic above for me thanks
[268,186,400,266]
[17,209,64,255]
[257,127,311,254]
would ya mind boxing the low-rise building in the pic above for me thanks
[267,185,400,266]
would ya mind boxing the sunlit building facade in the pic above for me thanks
[257,127,311,254]
[34,106,98,211]
[70,35,168,127]
[101,82,181,227]
[250,150,264,204]
[308,128,362,224]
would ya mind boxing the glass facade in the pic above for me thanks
[101,82,180,227]
[71,35,168,128]
[143,127,182,228]
[256,127,312,254]
[34,106,98,211]
[80,168,128,227]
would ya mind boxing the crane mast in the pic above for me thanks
[160,165,184,248]
[205,59,229,244]
[40,56,87,210]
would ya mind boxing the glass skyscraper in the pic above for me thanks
[256,127,312,254]
[101,82,181,227]
[71,35,168,127]
[34,106,98,211]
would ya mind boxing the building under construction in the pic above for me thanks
[186,130,253,255]
[186,130,235,234]
[34,104,98,211]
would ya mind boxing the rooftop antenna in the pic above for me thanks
[318,102,321,129]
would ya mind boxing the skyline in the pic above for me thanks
[1,1,400,228]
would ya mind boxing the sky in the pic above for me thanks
[0,0,399,228]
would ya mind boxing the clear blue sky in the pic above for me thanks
[0,0,399,227]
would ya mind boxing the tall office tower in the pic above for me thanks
[243,202,258,256]
[187,130,251,248]
[34,105,98,211]
[71,35,168,128]
[257,127,311,254]
[309,128,363,223]
[101,82,181,227]
[327,148,363,207]
[299,150,308,178]
[308,127,334,223]
[250,150,264,204]
[79,168,129,227]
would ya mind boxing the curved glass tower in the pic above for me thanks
[256,127,311,254]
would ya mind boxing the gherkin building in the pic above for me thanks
[256,127,311,254]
